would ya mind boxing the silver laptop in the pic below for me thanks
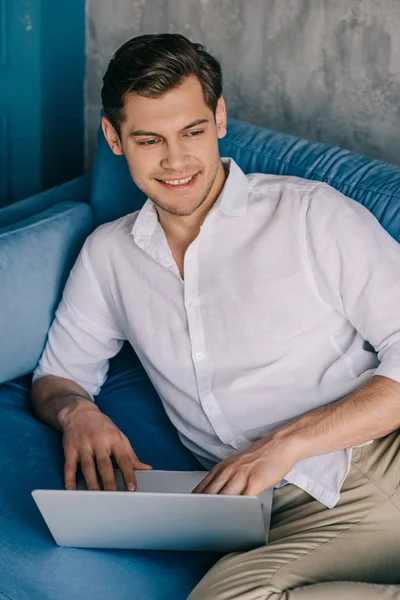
[32,470,272,552]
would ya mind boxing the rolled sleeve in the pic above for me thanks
[305,183,400,383]
[32,240,125,397]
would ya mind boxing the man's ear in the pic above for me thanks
[101,116,124,156]
[215,96,227,139]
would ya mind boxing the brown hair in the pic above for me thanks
[101,33,223,136]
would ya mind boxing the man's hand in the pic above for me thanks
[192,432,296,496]
[61,402,152,492]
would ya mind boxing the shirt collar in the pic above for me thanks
[131,156,249,240]
[215,157,249,217]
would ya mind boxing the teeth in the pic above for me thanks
[162,175,193,185]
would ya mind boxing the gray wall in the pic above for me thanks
[86,0,400,169]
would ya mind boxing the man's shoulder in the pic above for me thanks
[247,172,322,196]
[246,173,360,215]
[243,173,368,231]
[84,211,140,256]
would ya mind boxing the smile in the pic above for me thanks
[157,173,199,190]
[162,175,193,185]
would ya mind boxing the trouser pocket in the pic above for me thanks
[353,431,400,498]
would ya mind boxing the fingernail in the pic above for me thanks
[66,486,73,491]
[127,483,136,491]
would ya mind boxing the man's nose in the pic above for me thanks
[161,140,190,172]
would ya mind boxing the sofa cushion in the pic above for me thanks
[91,117,400,242]
[0,201,93,384]
[0,342,218,600]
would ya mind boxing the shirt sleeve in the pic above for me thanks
[304,182,400,383]
[32,240,125,397]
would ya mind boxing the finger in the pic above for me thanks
[191,470,218,494]
[192,467,226,494]
[79,449,101,490]
[130,453,153,470]
[115,453,138,491]
[113,444,139,491]
[200,470,233,495]
[120,434,153,470]
[95,451,117,491]
[242,475,265,497]
[218,473,248,496]
[64,446,79,490]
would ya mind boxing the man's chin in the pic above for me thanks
[153,200,201,217]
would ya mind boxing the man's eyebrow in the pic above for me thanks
[129,118,210,137]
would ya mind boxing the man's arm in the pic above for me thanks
[32,374,153,492]
[276,374,400,461]
[32,374,96,433]
[31,239,152,491]
[192,375,400,496]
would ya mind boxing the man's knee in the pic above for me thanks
[187,550,283,600]
[188,579,280,600]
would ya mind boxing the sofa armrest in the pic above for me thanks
[0,200,93,384]
[0,172,92,230]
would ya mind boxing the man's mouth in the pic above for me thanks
[156,173,199,190]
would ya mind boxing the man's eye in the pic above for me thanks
[137,131,203,145]
[138,139,159,146]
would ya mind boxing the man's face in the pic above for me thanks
[102,75,227,217]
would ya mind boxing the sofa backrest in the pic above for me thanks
[91,117,400,242]
[3,115,400,385]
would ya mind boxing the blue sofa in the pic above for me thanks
[1,116,400,600]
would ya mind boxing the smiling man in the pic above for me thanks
[101,70,228,278]
[31,34,400,599]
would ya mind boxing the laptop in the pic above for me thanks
[32,470,273,552]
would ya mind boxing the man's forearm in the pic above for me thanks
[31,375,100,433]
[275,375,400,462]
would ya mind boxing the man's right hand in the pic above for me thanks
[60,402,153,492]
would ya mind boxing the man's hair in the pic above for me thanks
[101,33,223,136]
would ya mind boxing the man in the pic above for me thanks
[31,33,400,599]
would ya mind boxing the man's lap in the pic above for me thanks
[188,431,400,599]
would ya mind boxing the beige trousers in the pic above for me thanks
[188,431,400,599]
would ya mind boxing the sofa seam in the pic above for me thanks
[224,137,400,200]
[268,495,394,589]
[0,591,14,600]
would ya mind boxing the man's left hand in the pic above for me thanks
[191,432,298,496]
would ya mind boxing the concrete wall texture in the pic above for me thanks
[86,0,400,169]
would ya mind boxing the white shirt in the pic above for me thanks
[33,157,400,508]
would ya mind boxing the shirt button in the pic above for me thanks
[195,352,204,361]
[187,300,196,309]
[233,437,249,450]
[205,404,213,412]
